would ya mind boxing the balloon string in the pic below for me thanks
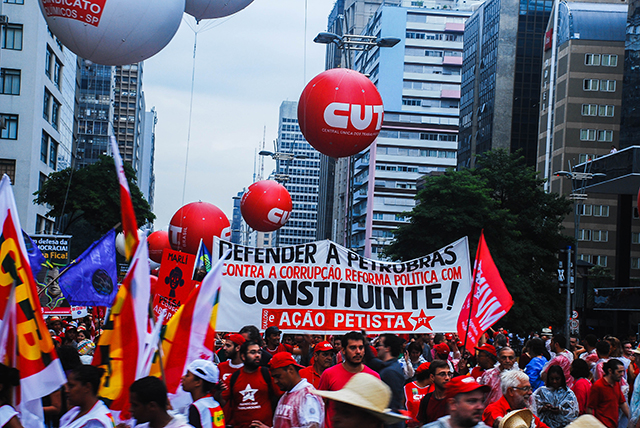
[304,0,308,85]
[181,30,198,208]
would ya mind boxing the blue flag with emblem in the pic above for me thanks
[192,239,212,282]
[59,229,118,306]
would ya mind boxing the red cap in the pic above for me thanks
[445,375,490,400]
[268,352,304,370]
[227,333,246,346]
[434,343,450,355]
[314,341,335,353]
[416,362,431,374]
[475,343,497,357]
[52,336,61,345]
[445,333,454,341]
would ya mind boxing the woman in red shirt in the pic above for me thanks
[570,358,592,414]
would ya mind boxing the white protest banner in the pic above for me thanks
[212,237,471,334]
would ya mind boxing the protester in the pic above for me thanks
[592,340,611,381]
[0,364,22,428]
[417,360,452,425]
[221,341,281,428]
[400,342,427,380]
[217,333,245,388]
[181,359,224,428]
[541,334,575,388]
[317,331,380,428]
[127,376,191,428]
[60,365,115,428]
[471,344,497,381]
[422,375,489,428]
[299,341,334,389]
[531,365,579,428]
[479,346,517,405]
[588,359,630,428]
[483,370,549,428]
[375,333,405,426]
[249,352,324,428]
[314,373,408,428]
[524,338,549,390]
[262,327,292,357]
[404,362,432,424]
[570,359,591,415]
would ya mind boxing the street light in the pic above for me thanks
[313,31,400,69]
[259,150,308,161]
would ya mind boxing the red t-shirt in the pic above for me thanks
[588,377,625,428]
[263,343,294,357]
[417,392,448,425]
[218,360,243,388]
[318,364,380,428]
[221,368,280,428]
[571,377,592,415]
[299,366,322,389]
[404,382,431,421]
[470,366,485,381]
[483,396,549,428]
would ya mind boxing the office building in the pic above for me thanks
[0,0,76,233]
[276,101,320,246]
[458,0,553,168]
[345,2,472,258]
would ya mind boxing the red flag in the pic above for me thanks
[110,136,139,261]
[93,237,150,413]
[457,232,513,354]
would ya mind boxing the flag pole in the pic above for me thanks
[148,299,167,382]
[462,230,483,352]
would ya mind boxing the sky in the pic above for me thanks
[143,0,337,231]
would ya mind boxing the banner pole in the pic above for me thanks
[462,231,483,352]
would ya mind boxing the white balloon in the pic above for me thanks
[115,230,146,257]
[185,0,255,20]
[39,0,185,66]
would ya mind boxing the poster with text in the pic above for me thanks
[212,237,471,334]
[154,248,196,322]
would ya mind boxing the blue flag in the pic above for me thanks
[192,239,212,282]
[23,230,46,277]
[59,229,118,306]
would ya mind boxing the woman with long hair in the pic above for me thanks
[532,364,579,428]
[525,337,549,390]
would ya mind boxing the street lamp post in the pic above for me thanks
[554,168,606,342]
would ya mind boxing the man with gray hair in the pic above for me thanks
[479,346,518,405]
[482,370,550,428]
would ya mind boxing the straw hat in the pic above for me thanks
[498,409,533,428]
[313,373,410,424]
[565,415,607,428]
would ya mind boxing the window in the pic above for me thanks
[600,80,616,92]
[592,230,609,242]
[51,99,60,129]
[0,69,20,95]
[40,132,48,163]
[580,204,593,216]
[580,129,596,141]
[49,140,57,169]
[578,254,592,263]
[0,159,16,184]
[38,172,47,193]
[585,53,601,65]
[579,154,596,163]
[593,255,607,267]
[633,232,640,244]
[578,229,592,241]
[4,0,25,4]
[45,48,52,78]
[0,115,18,139]
[2,24,23,50]
[43,90,51,120]
[601,54,618,67]
[632,258,640,269]
[593,205,610,217]
[581,104,597,116]
[584,79,599,91]
[53,60,62,88]
[597,130,613,142]
[599,105,614,117]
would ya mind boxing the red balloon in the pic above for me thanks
[148,231,171,264]
[169,202,231,255]
[150,275,158,297]
[241,180,292,232]
[298,68,384,158]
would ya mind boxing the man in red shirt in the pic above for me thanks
[404,362,431,424]
[318,331,380,428]
[218,334,246,388]
[263,327,293,357]
[588,359,630,428]
[483,370,549,428]
[300,341,334,389]
[471,344,497,381]
[221,341,282,428]
[416,360,451,425]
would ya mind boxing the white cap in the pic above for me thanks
[187,359,219,383]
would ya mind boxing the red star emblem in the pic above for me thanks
[411,309,435,331]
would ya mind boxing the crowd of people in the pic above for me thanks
[2,318,640,428]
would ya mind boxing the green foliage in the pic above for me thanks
[33,156,155,237]
[384,150,573,334]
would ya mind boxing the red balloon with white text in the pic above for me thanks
[241,180,292,232]
[148,231,171,264]
[169,202,230,255]
[298,68,384,158]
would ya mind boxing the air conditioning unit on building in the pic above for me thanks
[0,16,9,26]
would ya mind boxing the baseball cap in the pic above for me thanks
[416,362,431,374]
[268,352,304,370]
[187,359,219,383]
[227,333,246,346]
[67,321,78,330]
[314,341,335,353]
[475,343,497,357]
[444,375,490,400]
[445,333,454,341]
[265,326,281,337]
[434,343,450,355]
[541,327,552,335]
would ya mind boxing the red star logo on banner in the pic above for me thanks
[411,309,435,330]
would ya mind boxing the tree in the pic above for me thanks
[34,155,155,236]
[384,150,573,333]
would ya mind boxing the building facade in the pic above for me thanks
[348,2,471,258]
[276,101,320,246]
[458,0,553,168]
[0,0,76,233]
